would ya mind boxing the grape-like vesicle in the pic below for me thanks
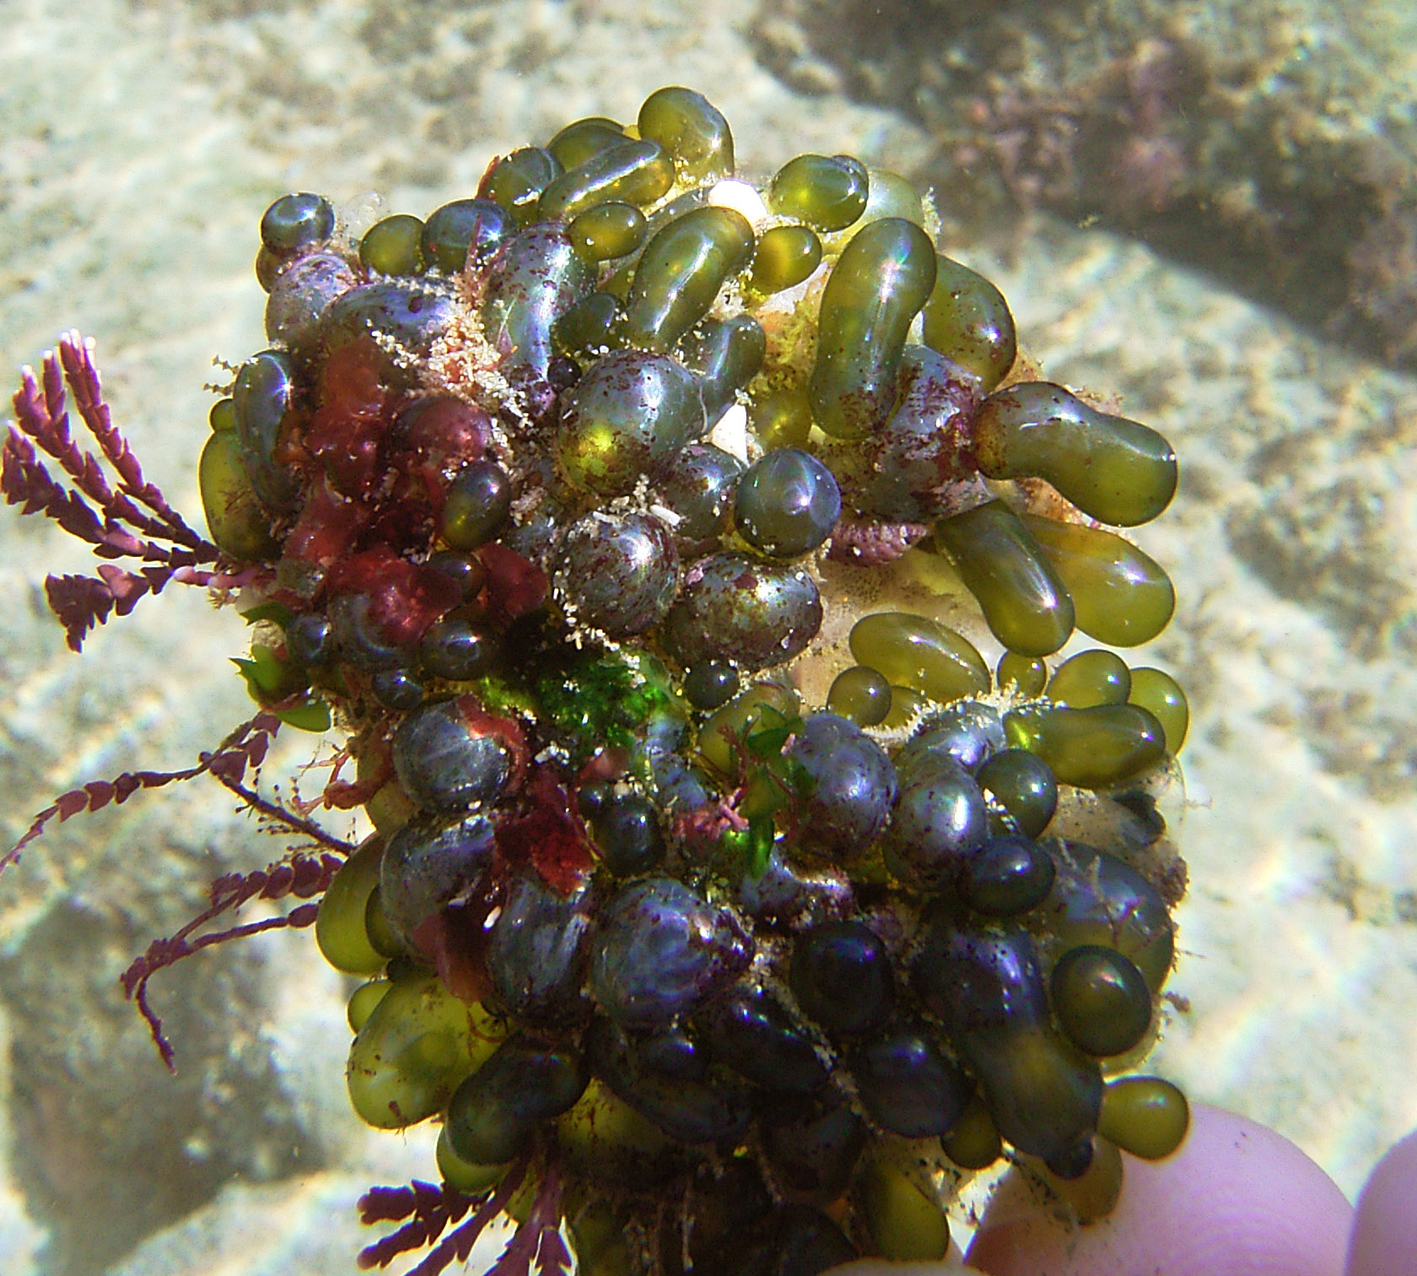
[2,84,1195,1276]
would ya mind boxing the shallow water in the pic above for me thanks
[1,0,1415,1272]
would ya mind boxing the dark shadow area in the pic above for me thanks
[753,0,1417,371]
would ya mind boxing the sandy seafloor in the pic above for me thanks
[1,0,1416,1272]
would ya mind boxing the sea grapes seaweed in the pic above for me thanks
[4,88,1192,1276]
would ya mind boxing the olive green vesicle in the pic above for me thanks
[440,463,512,551]
[954,1018,1104,1168]
[679,315,767,423]
[1050,945,1154,1057]
[1041,847,1176,992]
[696,681,800,776]
[315,835,389,976]
[1097,1076,1190,1160]
[809,217,938,440]
[921,254,1017,392]
[1128,666,1190,753]
[1004,702,1167,789]
[749,387,813,451]
[208,396,237,433]
[975,748,1058,840]
[558,1079,670,1181]
[547,116,627,170]
[935,500,1076,657]
[553,291,624,358]
[1047,649,1132,709]
[1022,514,1176,647]
[973,382,1179,526]
[435,1125,513,1194]
[1036,1136,1124,1221]
[198,429,279,562]
[879,684,928,730]
[538,138,677,221]
[849,611,991,703]
[232,348,300,511]
[359,213,427,276]
[915,927,1103,1168]
[940,1097,1003,1170]
[346,974,502,1130]
[996,650,1048,697]
[858,1156,951,1262]
[859,167,925,226]
[362,884,404,958]
[346,979,390,1034]
[747,223,823,295]
[827,665,893,727]
[567,201,648,263]
[478,146,564,226]
[637,86,735,182]
[623,205,755,350]
[767,153,870,231]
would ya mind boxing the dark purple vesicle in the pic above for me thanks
[588,876,751,1029]
[661,552,822,670]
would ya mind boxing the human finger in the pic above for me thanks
[1345,1125,1417,1276]
[965,1101,1352,1276]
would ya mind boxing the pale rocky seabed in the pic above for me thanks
[0,0,1415,1272]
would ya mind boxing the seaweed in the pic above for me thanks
[2,332,225,650]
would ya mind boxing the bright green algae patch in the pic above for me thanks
[534,651,678,768]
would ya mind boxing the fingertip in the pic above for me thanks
[967,1102,1352,1276]
[1346,1127,1417,1276]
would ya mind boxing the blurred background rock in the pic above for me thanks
[757,0,1417,371]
